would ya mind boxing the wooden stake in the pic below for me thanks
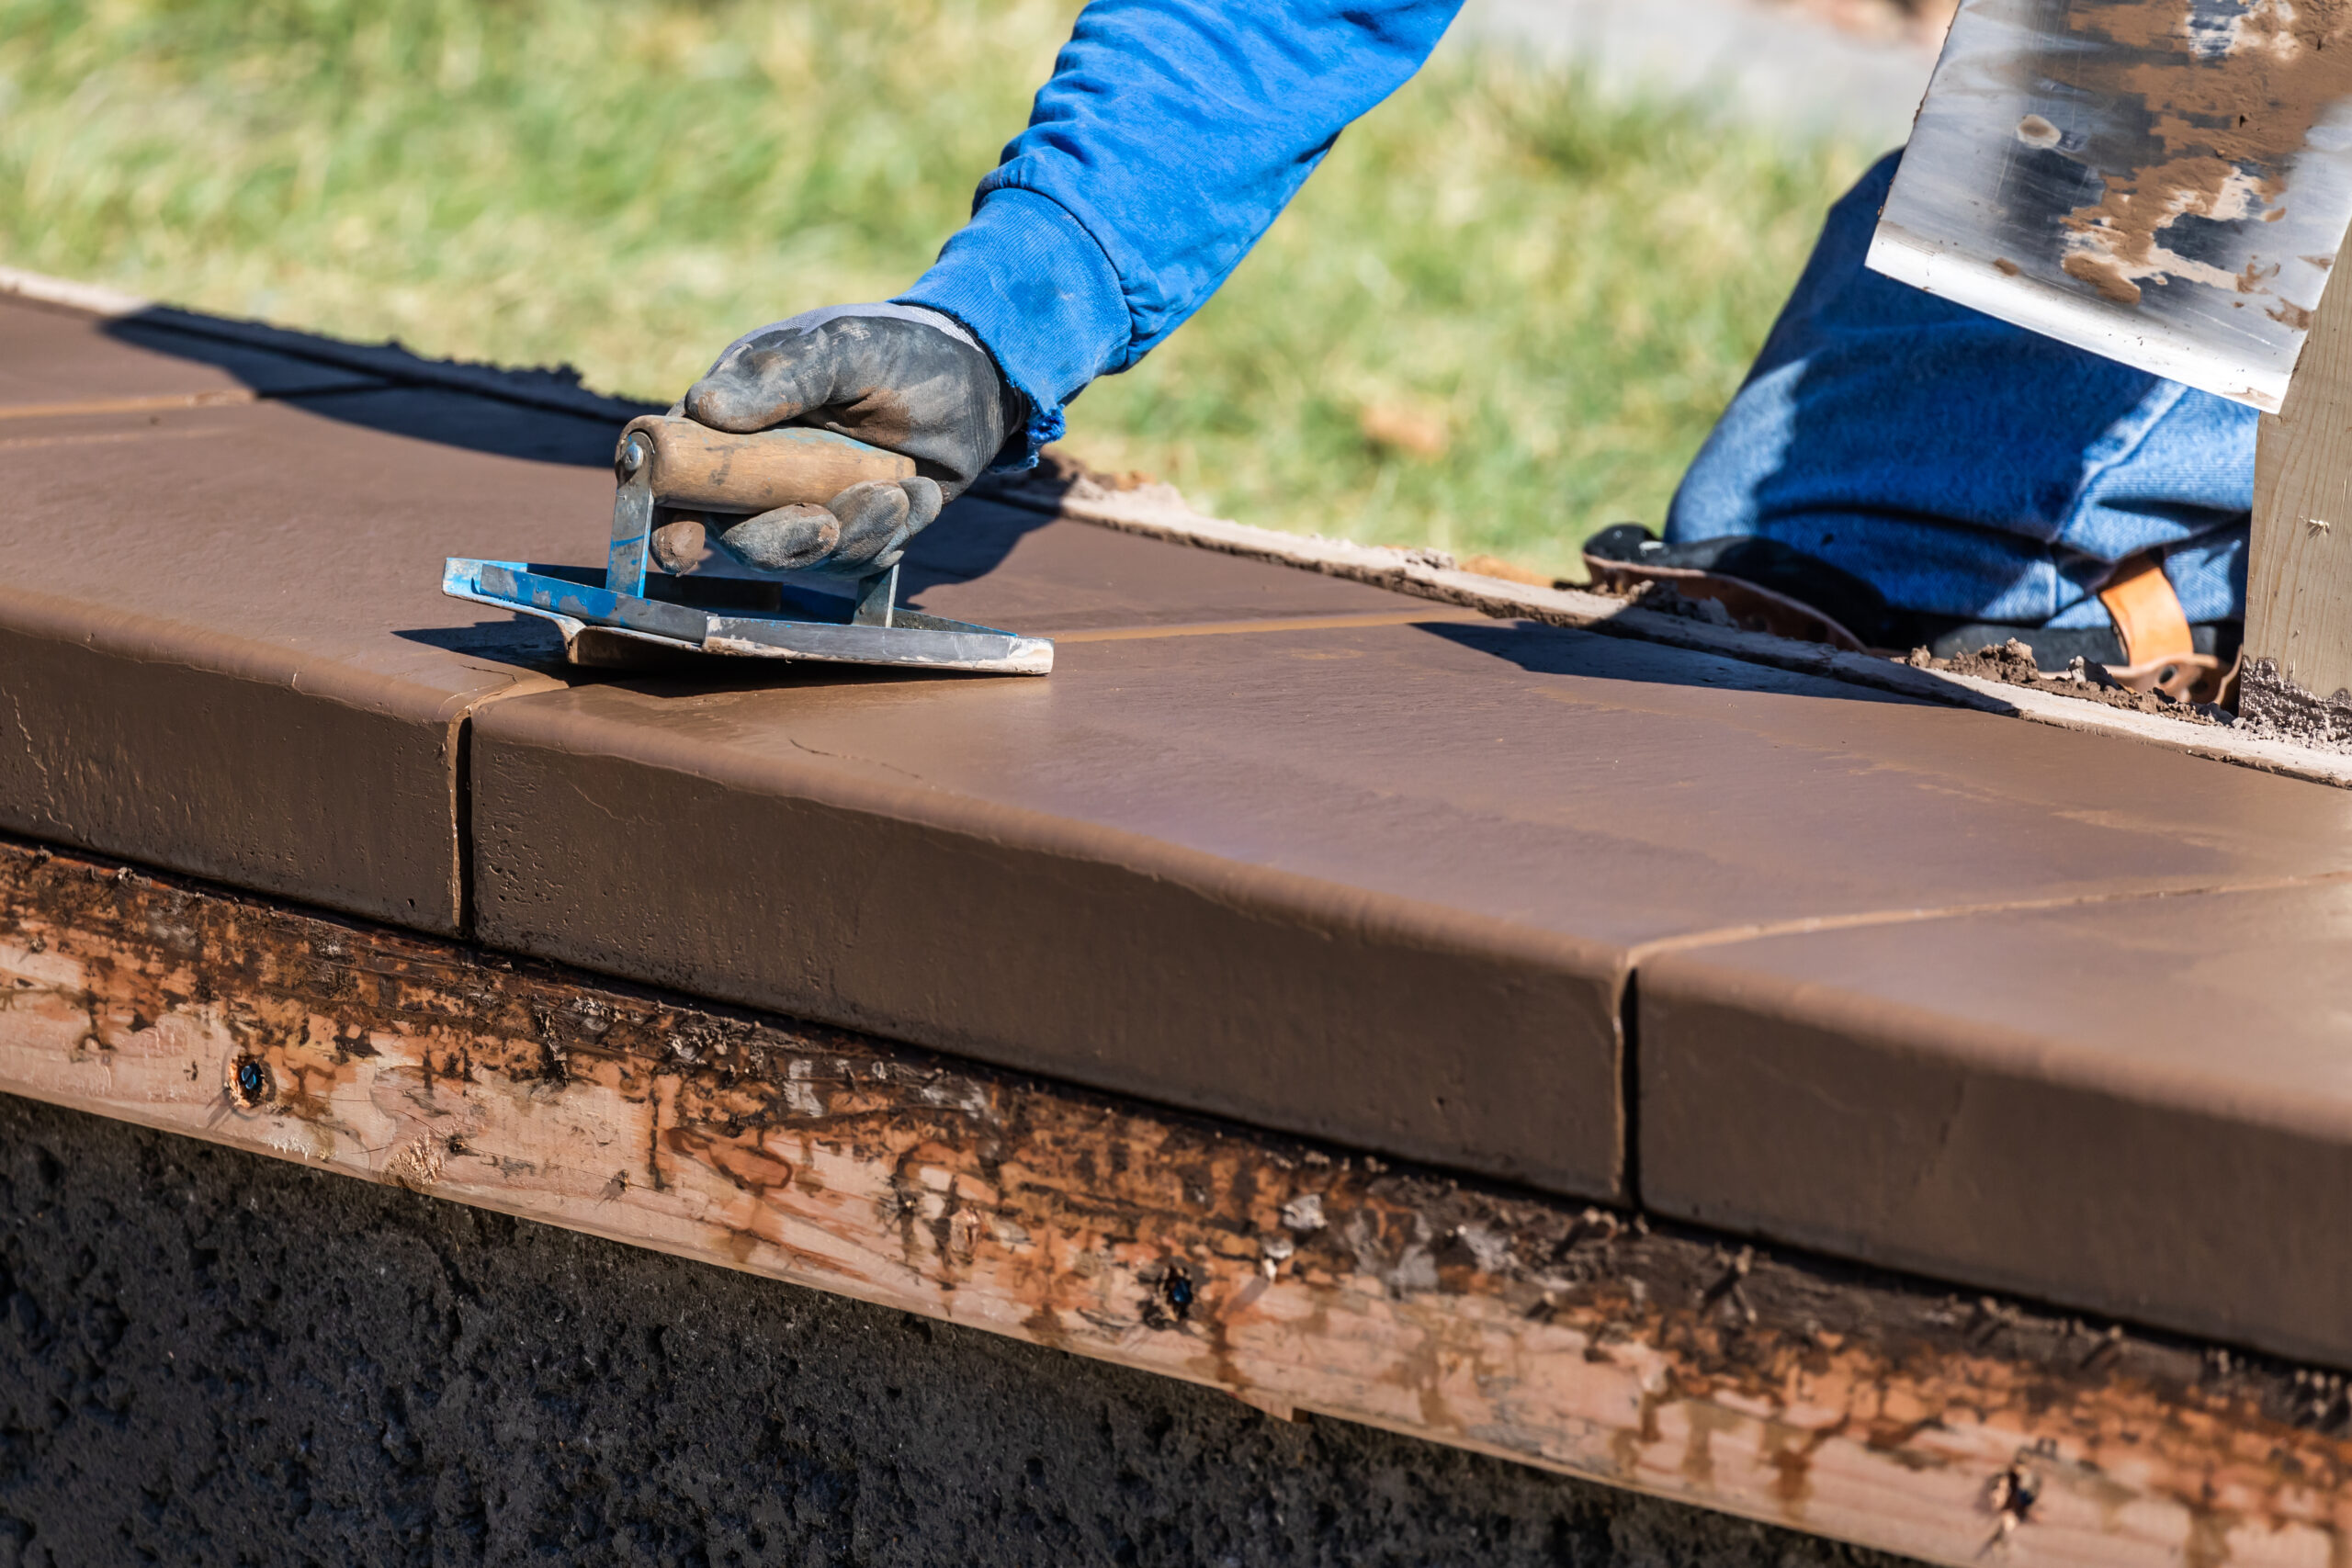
[2245,232,2352,728]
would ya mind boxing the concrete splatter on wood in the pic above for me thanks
[3,836,2351,1568]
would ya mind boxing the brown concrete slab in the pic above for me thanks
[0,288,1507,931]
[0,384,609,929]
[1639,879,2352,1363]
[0,299,378,411]
[469,615,2352,1195]
[895,501,1418,633]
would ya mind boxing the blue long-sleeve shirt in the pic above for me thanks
[898,0,1464,458]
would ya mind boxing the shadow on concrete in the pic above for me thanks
[102,305,657,463]
[897,495,1057,603]
[1418,615,1929,704]
[392,618,573,666]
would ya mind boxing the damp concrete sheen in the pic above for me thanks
[6,293,2352,1370]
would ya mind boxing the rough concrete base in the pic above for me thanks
[0,1094,1916,1568]
[2236,659,2352,753]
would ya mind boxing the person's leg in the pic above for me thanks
[1656,151,2254,665]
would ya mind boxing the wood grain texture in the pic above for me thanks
[626,414,914,513]
[2249,233,2352,712]
[4,836,2351,1568]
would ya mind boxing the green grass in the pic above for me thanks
[0,0,1869,576]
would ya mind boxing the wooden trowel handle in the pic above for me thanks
[617,414,915,513]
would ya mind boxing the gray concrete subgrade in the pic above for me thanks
[0,1094,1918,1568]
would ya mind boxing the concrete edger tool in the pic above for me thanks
[444,415,1053,674]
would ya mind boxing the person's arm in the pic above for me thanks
[681,0,1463,576]
[898,0,1464,458]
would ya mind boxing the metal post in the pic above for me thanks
[606,433,654,598]
[852,563,899,627]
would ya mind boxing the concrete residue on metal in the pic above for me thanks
[1871,0,2352,409]
[9,838,2352,1568]
[2052,0,2352,299]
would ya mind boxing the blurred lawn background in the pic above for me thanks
[0,0,1870,577]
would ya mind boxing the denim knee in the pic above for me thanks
[1667,151,2254,626]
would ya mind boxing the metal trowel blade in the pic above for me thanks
[1866,0,2352,412]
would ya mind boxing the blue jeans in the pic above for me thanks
[1667,152,2253,627]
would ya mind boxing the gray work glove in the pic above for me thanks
[678,304,1022,575]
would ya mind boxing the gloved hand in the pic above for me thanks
[678,304,1022,575]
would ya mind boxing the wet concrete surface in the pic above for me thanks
[1642,877,2352,1367]
[0,1090,1918,1568]
[0,301,609,930]
[0,296,1432,931]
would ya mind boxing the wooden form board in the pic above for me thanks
[2249,231,2352,727]
[4,838,2351,1568]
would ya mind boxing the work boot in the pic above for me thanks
[1581,525,1922,652]
[1582,527,2241,704]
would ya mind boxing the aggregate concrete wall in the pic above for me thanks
[0,1093,1914,1568]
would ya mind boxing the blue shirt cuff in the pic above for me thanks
[897,187,1131,466]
